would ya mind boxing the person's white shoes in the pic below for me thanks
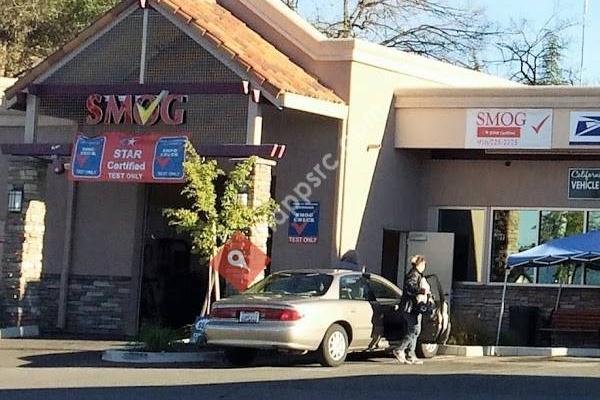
[392,349,409,365]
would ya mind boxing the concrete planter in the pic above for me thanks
[102,348,222,364]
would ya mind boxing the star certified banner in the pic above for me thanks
[71,133,187,183]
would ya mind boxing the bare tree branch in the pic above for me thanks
[489,18,574,85]
[293,0,498,69]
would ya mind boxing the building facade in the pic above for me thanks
[0,0,598,341]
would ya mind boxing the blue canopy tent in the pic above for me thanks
[495,231,600,346]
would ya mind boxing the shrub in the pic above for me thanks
[447,315,494,346]
[136,326,182,352]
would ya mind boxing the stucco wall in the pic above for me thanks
[262,107,340,270]
[337,62,442,272]
[424,159,600,209]
[70,183,142,277]
[396,105,600,151]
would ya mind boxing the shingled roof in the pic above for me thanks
[5,0,342,104]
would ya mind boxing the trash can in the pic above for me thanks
[508,306,539,346]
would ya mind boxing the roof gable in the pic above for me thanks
[5,0,342,105]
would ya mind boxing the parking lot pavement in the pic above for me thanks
[1,339,600,399]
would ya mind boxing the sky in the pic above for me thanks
[295,0,600,84]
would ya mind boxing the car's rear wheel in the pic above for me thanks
[416,342,439,359]
[224,347,258,367]
[318,323,348,367]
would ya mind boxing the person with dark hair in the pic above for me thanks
[392,255,429,365]
[336,250,364,272]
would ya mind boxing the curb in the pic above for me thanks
[440,345,600,358]
[102,349,222,364]
[0,325,39,339]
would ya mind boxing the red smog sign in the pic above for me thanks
[86,90,187,126]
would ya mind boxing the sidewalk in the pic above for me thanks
[440,345,600,358]
[0,338,127,351]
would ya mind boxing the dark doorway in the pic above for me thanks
[139,184,205,329]
[438,209,481,282]
[381,230,401,284]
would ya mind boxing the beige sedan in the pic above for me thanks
[206,269,450,367]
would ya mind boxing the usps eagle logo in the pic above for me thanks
[574,116,600,137]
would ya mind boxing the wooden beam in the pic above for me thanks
[57,181,77,329]
[24,94,39,143]
[1,143,288,160]
[27,82,246,96]
[246,97,263,145]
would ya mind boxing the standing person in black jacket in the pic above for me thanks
[392,255,428,365]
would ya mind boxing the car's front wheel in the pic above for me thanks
[318,323,348,367]
[224,347,258,367]
[416,342,439,359]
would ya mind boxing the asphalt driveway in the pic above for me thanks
[0,339,599,400]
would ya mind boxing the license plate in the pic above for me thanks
[239,311,260,323]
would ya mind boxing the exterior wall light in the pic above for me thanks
[8,187,24,213]
[367,144,382,151]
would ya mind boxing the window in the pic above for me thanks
[368,278,401,300]
[490,210,538,283]
[439,209,486,282]
[588,212,600,232]
[245,272,333,297]
[339,275,373,301]
[490,209,599,286]
[537,211,584,284]
[586,212,600,285]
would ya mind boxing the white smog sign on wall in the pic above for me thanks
[466,109,553,149]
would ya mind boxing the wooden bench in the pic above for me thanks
[538,309,600,346]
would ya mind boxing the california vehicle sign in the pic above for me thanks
[570,112,600,145]
[466,109,553,149]
[569,168,600,200]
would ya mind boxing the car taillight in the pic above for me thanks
[278,309,302,321]
[261,308,302,321]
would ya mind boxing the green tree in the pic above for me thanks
[0,0,118,76]
[163,144,279,316]
[540,32,567,85]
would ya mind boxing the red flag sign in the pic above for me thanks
[211,232,269,292]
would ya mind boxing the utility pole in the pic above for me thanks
[580,0,588,85]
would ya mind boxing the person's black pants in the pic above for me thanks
[394,312,422,359]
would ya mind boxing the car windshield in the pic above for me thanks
[244,272,334,297]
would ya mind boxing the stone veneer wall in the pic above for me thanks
[39,274,132,335]
[249,158,275,253]
[0,159,47,329]
[452,283,600,347]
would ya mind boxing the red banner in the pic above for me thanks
[71,132,187,183]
